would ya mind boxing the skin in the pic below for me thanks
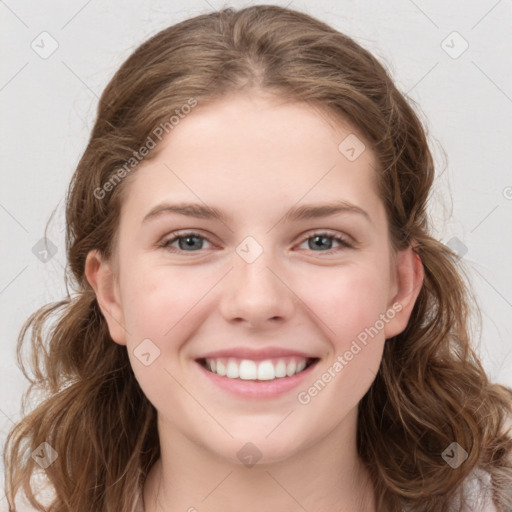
[86,90,423,512]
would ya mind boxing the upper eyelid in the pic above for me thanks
[162,230,216,245]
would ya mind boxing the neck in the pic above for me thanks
[143,408,377,512]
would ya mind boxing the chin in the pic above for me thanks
[204,427,313,468]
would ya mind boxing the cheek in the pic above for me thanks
[295,266,391,414]
[121,264,211,339]
[302,262,392,348]
[120,266,211,407]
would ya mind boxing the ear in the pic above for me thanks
[384,246,424,339]
[84,249,127,346]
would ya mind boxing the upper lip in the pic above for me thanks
[196,347,319,361]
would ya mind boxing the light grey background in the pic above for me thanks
[1,0,511,505]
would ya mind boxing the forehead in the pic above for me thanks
[118,92,382,226]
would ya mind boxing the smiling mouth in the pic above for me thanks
[196,356,319,381]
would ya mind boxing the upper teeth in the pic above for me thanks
[204,357,308,381]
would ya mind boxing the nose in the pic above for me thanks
[219,245,296,330]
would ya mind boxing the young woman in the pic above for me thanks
[4,5,512,512]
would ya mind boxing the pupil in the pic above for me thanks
[311,235,331,250]
[180,236,201,250]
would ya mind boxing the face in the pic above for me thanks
[87,91,421,465]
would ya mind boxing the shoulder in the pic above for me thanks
[455,414,512,512]
[458,412,512,512]
[1,472,56,512]
[0,479,146,512]
[459,468,498,512]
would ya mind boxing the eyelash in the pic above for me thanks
[157,230,354,254]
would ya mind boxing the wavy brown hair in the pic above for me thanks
[4,5,512,512]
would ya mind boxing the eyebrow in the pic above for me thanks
[141,200,372,226]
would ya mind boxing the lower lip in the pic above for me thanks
[195,360,319,399]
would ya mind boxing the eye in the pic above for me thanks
[158,231,213,252]
[297,231,353,252]
[157,230,354,255]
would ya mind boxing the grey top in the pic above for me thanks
[133,469,499,512]
[5,468,499,511]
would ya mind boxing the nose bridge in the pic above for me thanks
[219,235,295,325]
